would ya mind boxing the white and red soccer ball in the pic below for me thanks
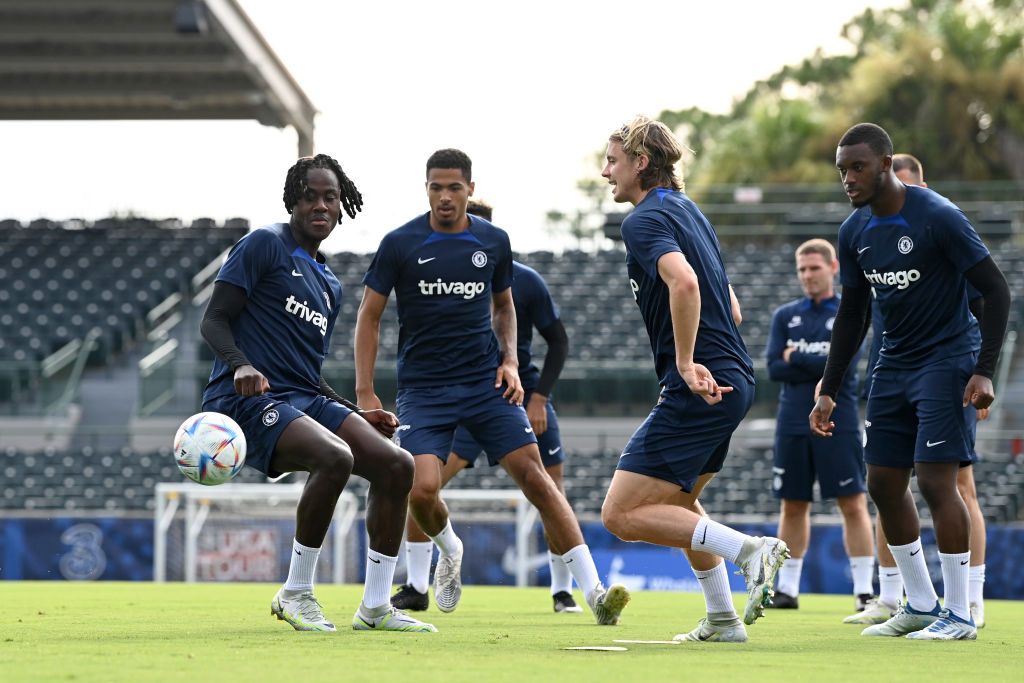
[173,412,247,486]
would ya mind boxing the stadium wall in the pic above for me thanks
[2,516,1023,600]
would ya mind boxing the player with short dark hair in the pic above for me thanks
[765,238,875,614]
[846,152,991,627]
[600,115,789,644]
[200,154,436,633]
[355,149,628,625]
[391,198,579,614]
[812,123,1010,640]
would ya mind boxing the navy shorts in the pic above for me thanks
[394,378,538,462]
[772,432,866,501]
[864,352,976,468]
[450,391,563,467]
[617,368,754,492]
[203,391,354,477]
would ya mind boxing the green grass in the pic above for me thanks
[1,582,1020,682]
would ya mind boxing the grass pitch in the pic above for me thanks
[2,582,1020,682]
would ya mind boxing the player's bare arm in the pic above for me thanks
[491,286,523,404]
[729,284,742,326]
[354,285,389,410]
[658,251,731,404]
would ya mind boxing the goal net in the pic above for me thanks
[153,482,358,583]
[153,483,541,586]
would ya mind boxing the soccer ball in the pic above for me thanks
[173,412,247,486]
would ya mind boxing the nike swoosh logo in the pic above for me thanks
[857,246,871,254]
[292,269,303,277]
[294,550,302,556]
[565,558,573,563]
[884,572,899,577]
[700,526,708,545]
[787,322,800,328]
[369,557,381,564]
[417,257,436,264]
[524,427,533,433]
[910,549,921,556]
[960,560,969,565]
[926,440,946,448]
[839,478,854,487]
[548,447,561,455]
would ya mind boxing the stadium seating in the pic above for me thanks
[0,218,247,402]
[2,217,1024,525]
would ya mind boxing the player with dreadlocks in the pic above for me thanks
[200,154,437,633]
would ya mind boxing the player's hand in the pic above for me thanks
[496,361,524,406]
[813,378,823,401]
[679,362,732,405]
[360,409,399,439]
[526,394,548,435]
[963,374,995,411]
[233,365,269,397]
[809,395,836,437]
[977,406,990,421]
[783,347,794,363]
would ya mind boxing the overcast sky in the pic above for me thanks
[2,0,904,254]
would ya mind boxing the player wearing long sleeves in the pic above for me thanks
[811,124,1010,641]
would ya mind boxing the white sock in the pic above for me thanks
[691,518,748,564]
[889,539,939,612]
[549,550,573,595]
[693,563,736,616]
[969,564,985,607]
[284,539,320,592]
[561,544,601,596]
[405,541,433,594]
[362,549,398,610]
[849,555,875,597]
[429,520,462,558]
[776,556,803,597]
[939,551,971,622]
[878,565,904,607]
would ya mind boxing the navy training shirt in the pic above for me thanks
[511,261,560,393]
[837,184,988,369]
[203,223,340,402]
[362,213,514,388]
[620,188,753,389]
[766,295,860,434]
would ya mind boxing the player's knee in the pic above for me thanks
[314,442,354,487]
[956,480,977,504]
[866,477,893,505]
[408,482,440,512]
[600,499,635,541]
[384,446,415,494]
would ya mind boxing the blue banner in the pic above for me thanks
[2,516,1022,601]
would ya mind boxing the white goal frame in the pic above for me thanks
[153,483,540,586]
[153,482,358,583]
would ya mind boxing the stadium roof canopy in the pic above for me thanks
[0,0,316,155]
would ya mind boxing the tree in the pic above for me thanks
[554,0,1024,243]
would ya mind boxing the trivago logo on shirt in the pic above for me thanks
[862,267,921,290]
[417,278,487,300]
[787,338,830,355]
[284,295,328,336]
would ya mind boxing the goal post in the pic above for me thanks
[153,482,358,583]
[153,483,540,586]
